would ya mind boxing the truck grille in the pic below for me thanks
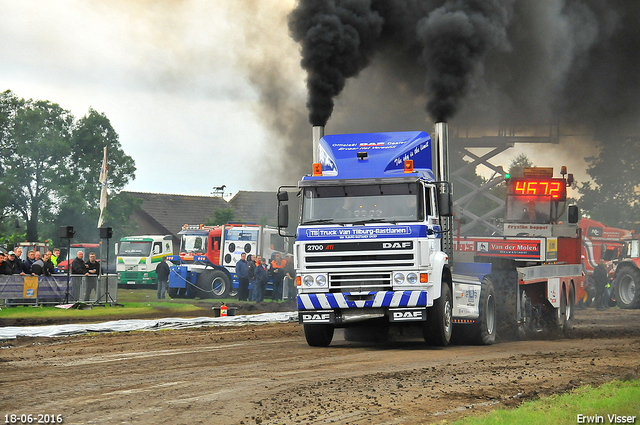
[329,272,392,292]
[305,253,413,269]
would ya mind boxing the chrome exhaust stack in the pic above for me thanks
[433,122,449,183]
[312,126,325,164]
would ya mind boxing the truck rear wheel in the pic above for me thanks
[452,277,496,345]
[564,284,575,336]
[196,270,231,299]
[423,282,452,346]
[544,286,567,334]
[614,268,640,309]
[303,324,334,347]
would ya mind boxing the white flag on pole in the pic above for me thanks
[97,147,108,228]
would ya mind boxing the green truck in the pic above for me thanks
[116,235,173,286]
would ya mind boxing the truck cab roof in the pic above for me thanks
[302,131,435,182]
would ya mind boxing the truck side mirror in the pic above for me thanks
[277,191,289,202]
[438,192,453,217]
[278,205,289,229]
[568,205,580,224]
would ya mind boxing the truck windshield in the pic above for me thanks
[506,196,552,224]
[301,183,424,225]
[118,242,152,257]
[180,234,208,253]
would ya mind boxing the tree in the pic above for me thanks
[578,136,640,231]
[0,91,136,243]
[507,153,534,178]
[205,207,237,226]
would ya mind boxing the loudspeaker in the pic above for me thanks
[99,227,113,239]
[59,226,75,239]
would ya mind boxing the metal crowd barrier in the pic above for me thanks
[0,274,118,306]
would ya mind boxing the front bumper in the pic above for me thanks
[298,290,427,310]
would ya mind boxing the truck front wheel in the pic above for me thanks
[167,287,180,299]
[614,268,640,309]
[303,324,334,347]
[423,282,452,346]
[196,270,231,299]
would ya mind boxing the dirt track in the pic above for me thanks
[2,308,640,425]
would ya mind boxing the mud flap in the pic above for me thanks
[299,310,335,324]
[388,307,427,322]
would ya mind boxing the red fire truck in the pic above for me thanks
[454,167,584,337]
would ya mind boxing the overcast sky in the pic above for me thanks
[2,0,616,201]
[0,0,300,198]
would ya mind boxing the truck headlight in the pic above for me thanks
[407,272,418,284]
[303,275,314,287]
[315,275,327,287]
[394,273,405,285]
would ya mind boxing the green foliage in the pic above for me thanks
[205,207,237,226]
[258,215,271,226]
[578,137,640,232]
[453,380,640,425]
[508,153,534,178]
[0,91,137,244]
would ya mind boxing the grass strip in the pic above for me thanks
[453,380,640,425]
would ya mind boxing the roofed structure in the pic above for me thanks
[228,191,278,225]
[124,192,232,242]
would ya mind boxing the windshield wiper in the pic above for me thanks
[303,219,335,225]
[351,218,388,225]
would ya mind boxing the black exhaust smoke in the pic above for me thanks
[288,1,383,126]
[288,0,514,124]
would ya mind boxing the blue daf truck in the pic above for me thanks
[277,123,495,347]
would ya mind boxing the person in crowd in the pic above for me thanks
[283,254,296,301]
[70,251,89,301]
[593,258,608,311]
[0,252,12,275]
[84,252,100,301]
[31,255,46,276]
[6,251,18,274]
[250,255,263,301]
[43,251,55,276]
[13,247,27,275]
[34,251,42,261]
[236,252,249,301]
[155,256,170,300]
[254,257,269,302]
[246,254,256,301]
[24,250,35,274]
[51,248,60,268]
[72,251,88,275]
[269,252,287,302]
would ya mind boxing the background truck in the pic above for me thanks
[611,236,640,309]
[579,218,631,307]
[167,223,291,299]
[116,235,173,287]
[277,123,582,347]
[57,242,101,273]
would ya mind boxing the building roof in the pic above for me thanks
[228,191,278,225]
[124,191,231,237]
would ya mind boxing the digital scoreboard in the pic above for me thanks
[508,178,567,201]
